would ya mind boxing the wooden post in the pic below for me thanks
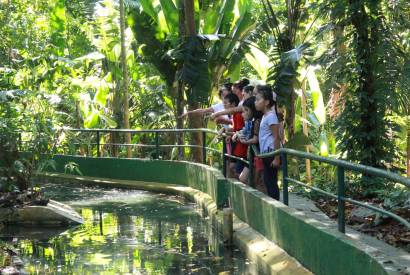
[223,208,233,245]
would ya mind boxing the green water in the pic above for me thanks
[0,183,254,274]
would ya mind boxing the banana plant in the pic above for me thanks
[127,0,256,108]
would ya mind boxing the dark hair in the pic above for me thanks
[243,85,254,94]
[223,82,233,91]
[233,78,250,91]
[224,93,240,106]
[255,84,281,118]
[242,96,262,119]
[255,85,275,107]
[218,86,231,98]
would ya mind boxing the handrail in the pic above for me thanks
[254,147,410,188]
[64,127,219,135]
[60,128,221,163]
[250,145,410,231]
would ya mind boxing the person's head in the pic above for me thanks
[254,84,276,113]
[242,96,262,121]
[232,78,250,98]
[223,82,233,92]
[242,85,254,101]
[218,86,231,99]
[223,93,240,109]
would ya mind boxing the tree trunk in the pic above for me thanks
[407,127,410,177]
[112,81,121,157]
[285,89,296,138]
[176,0,186,159]
[350,1,378,167]
[184,0,195,36]
[184,0,202,162]
[119,0,131,158]
[176,82,184,159]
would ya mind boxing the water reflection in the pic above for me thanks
[1,183,253,274]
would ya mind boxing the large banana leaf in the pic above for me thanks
[171,36,211,104]
[138,0,157,22]
[159,0,178,34]
[245,45,271,81]
[304,66,326,125]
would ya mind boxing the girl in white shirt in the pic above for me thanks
[254,85,281,200]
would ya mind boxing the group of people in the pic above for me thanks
[181,79,283,200]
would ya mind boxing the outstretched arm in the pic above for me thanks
[210,106,243,120]
[180,107,214,118]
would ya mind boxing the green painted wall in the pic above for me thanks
[44,155,387,275]
[229,182,387,275]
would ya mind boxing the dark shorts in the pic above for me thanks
[235,160,245,174]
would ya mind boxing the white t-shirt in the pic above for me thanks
[211,102,224,113]
[211,102,231,128]
[258,111,279,153]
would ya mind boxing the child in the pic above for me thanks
[210,85,254,121]
[231,97,264,188]
[232,78,250,103]
[254,85,281,200]
[219,93,246,178]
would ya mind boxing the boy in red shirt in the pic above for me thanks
[220,93,248,178]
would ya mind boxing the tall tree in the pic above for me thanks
[327,0,410,192]
[183,0,202,161]
[119,0,131,157]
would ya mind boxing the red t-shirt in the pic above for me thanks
[232,112,248,158]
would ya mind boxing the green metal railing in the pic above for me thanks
[60,128,409,232]
[63,128,220,164]
[249,145,410,233]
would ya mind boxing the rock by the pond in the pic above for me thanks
[0,200,83,225]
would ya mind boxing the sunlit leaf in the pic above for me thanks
[75,52,105,61]
[245,45,271,81]
[99,114,118,128]
[84,111,99,128]
[306,67,326,124]
[319,131,328,156]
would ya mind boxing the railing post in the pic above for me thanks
[337,166,345,233]
[222,138,227,177]
[281,152,288,206]
[202,131,206,164]
[96,130,100,157]
[155,132,160,159]
[248,147,254,187]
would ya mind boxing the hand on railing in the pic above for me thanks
[271,156,280,168]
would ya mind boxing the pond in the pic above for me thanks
[0,183,254,274]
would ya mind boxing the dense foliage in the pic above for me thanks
[0,0,409,199]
